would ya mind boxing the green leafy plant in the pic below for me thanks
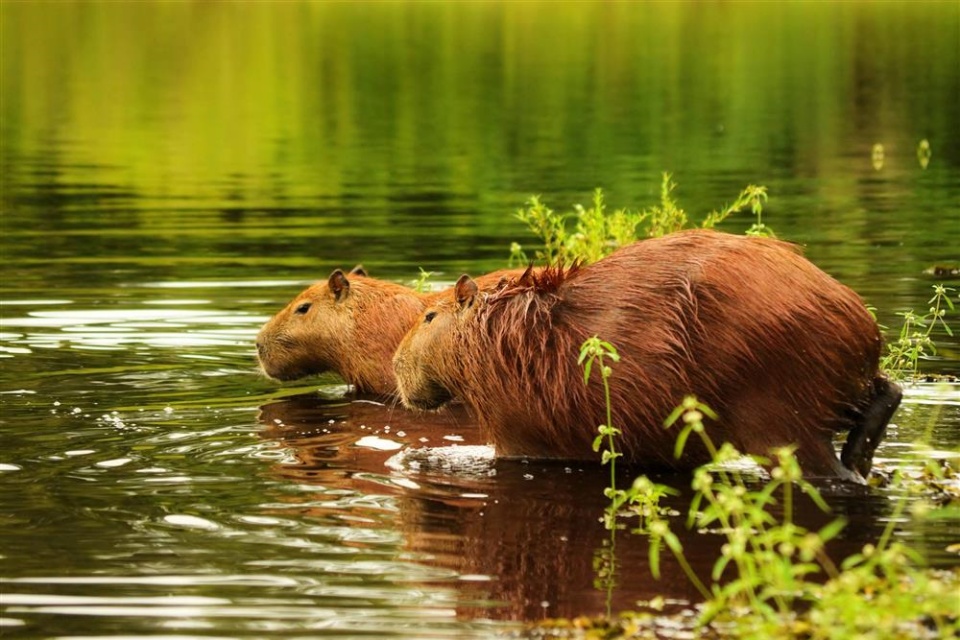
[638,173,688,239]
[510,174,772,265]
[881,284,956,380]
[610,397,959,638]
[664,400,845,628]
[410,267,435,293]
[702,183,771,238]
[579,336,624,528]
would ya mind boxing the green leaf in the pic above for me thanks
[664,405,684,428]
[687,492,704,530]
[698,402,719,420]
[663,531,683,554]
[799,481,831,513]
[674,425,691,459]
[712,554,732,582]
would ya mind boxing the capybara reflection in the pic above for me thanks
[256,266,523,395]
[393,230,901,481]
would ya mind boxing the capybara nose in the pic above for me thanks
[256,340,265,358]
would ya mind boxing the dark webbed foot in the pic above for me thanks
[841,377,902,478]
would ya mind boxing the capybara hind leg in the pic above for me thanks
[841,377,902,478]
[794,437,863,483]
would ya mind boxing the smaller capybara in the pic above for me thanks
[256,266,524,396]
[392,229,902,481]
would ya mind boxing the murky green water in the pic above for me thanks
[2,3,959,638]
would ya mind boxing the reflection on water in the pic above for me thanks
[256,392,960,620]
[2,2,959,638]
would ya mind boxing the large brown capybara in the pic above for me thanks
[256,266,523,396]
[392,229,902,482]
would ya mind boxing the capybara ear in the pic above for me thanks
[454,274,478,310]
[349,264,368,277]
[328,269,351,302]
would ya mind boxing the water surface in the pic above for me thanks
[2,3,959,638]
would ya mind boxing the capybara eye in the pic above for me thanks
[295,302,312,315]
[424,311,437,324]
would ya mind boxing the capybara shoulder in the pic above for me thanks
[394,229,898,481]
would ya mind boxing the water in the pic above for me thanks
[2,3,959,638]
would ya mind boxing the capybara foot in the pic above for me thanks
[841,377,902,478]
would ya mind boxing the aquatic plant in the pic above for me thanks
[578,336,626,529]
[881,284,956,380]
[410,267,435,293]
[509,174,770,265]
[636,406,957,637]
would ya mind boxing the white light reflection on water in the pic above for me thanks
[1,306,263,352]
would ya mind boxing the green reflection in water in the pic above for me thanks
[1,2,958,637]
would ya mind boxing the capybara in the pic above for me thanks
[392,229,902,481]
[256,266,524,396]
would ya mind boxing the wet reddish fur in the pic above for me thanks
[394,229,885,477]
[256,269,526,395]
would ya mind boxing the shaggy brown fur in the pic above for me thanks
[256,266,525,395]
[393,229,900,481]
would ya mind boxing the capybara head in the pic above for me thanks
[257,266,429,395]
[393,274,482,410]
